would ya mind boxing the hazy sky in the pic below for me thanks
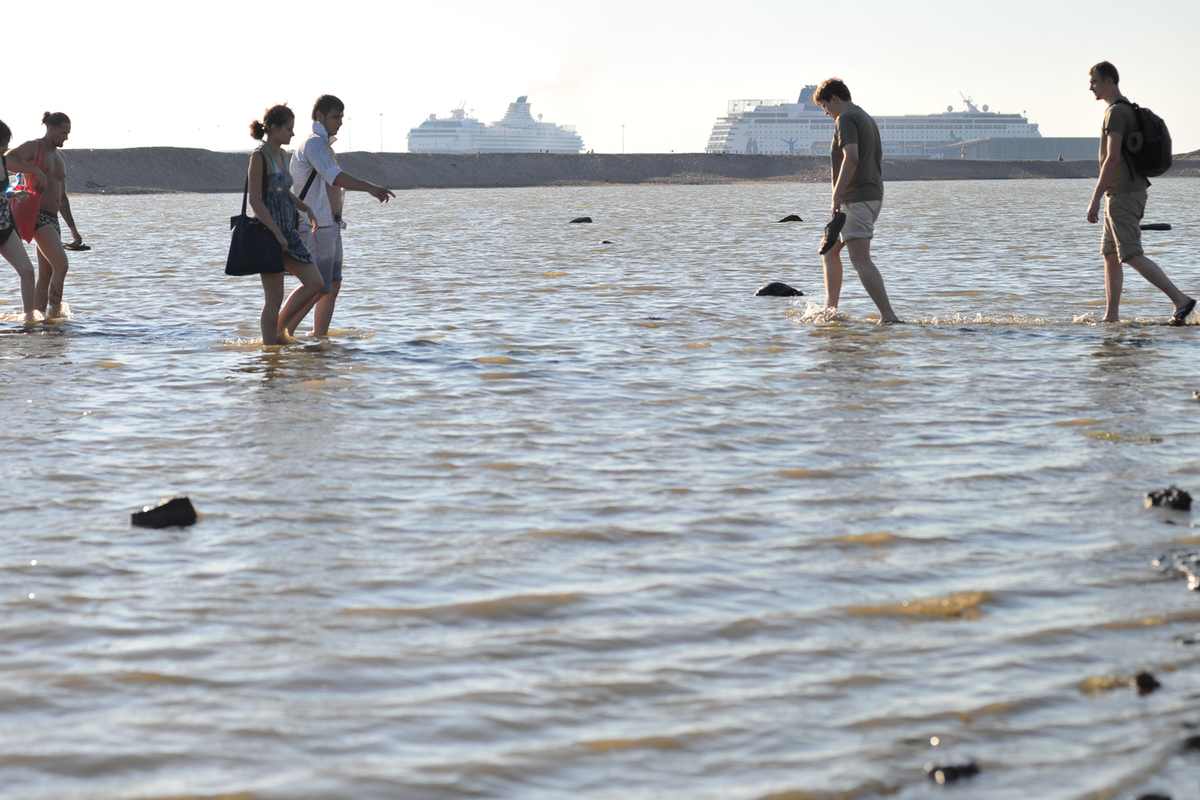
[6,0,1199,155]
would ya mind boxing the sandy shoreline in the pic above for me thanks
[56,148,1200,194]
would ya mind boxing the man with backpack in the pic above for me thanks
[282,95,396,339]
[1086,61,1194,324]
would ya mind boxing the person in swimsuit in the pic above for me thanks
[0,120,39,321]
[245,104,323,346]
[5,112,85,318]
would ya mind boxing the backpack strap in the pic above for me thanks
[298,167,318,201]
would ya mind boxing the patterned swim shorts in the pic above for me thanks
[35,210,61,235]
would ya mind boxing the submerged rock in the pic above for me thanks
[776,214,803,223]
[1151,553,1200,590]
[1134,672,1162,695]
[924,762,979,784]
[755,282,804,297]
[569,216,592,224]
[131,496,198,528]
[1146,486,1192,510]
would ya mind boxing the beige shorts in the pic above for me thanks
[1101,191,1146,261]
[841,200,882,241]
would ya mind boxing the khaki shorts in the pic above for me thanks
[1101,191,1146,261]
[841,200,882,241]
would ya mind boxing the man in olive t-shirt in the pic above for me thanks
[813,78,900,324]
[1085,61,1193,324]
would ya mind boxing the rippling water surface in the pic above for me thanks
[4,179,1200,799]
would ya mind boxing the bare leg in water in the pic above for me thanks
[273,256,323,344]
[821,238,900,323]
[0,233,37,321]
[32,225,69,317]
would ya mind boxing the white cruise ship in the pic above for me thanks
[407,97,584,154]
[707,86,1043,158]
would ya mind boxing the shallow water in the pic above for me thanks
[3,179,1200,799]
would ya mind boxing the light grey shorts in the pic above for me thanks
[300,226,344,294]
[841,200,882,241]
[1101,191,1146,261]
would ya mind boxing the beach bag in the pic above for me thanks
[1116,99,1172,177]
[9,186,40,243]
[9,144,47,243]
[225,152,283,276]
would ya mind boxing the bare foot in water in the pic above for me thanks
[275,328,299,345]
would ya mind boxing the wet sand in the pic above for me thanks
[58,148,1200,195]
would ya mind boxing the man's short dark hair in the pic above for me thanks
[312,95,345,120]
[814,78,851,104]
[1090,61,1119,84]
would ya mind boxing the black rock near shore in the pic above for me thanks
[57,148,1200,195]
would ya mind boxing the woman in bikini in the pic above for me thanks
[0,120,41,322]
[246,104,322,345]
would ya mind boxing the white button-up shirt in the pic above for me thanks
[290,122,345,228]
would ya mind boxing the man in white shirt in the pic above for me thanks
[284,95,395,337]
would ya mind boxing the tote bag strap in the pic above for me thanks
[241,149,272,217]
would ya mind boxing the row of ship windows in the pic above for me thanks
[746,121,1018,131]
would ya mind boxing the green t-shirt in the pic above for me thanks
[831,105,884,203]
[1100,100,1150,196]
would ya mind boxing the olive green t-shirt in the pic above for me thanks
[1100,100,1150,196]
[831,105,884,203]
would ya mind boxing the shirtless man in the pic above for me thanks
[5,112,85,317]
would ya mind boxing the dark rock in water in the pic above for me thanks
[131,496,198,528]
[924,762,979,784]
[776,214,803,223]
[1146,486,1193,510]
[755,282,804,297]
[1135,794,1172,800]
[569,216,592,224]
[601,240,613,244]
[1182,735,1200,751]
[1140,223,1172,231]
[1134,672,1162,695]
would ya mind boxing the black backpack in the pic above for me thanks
[1115,99,1172,177]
